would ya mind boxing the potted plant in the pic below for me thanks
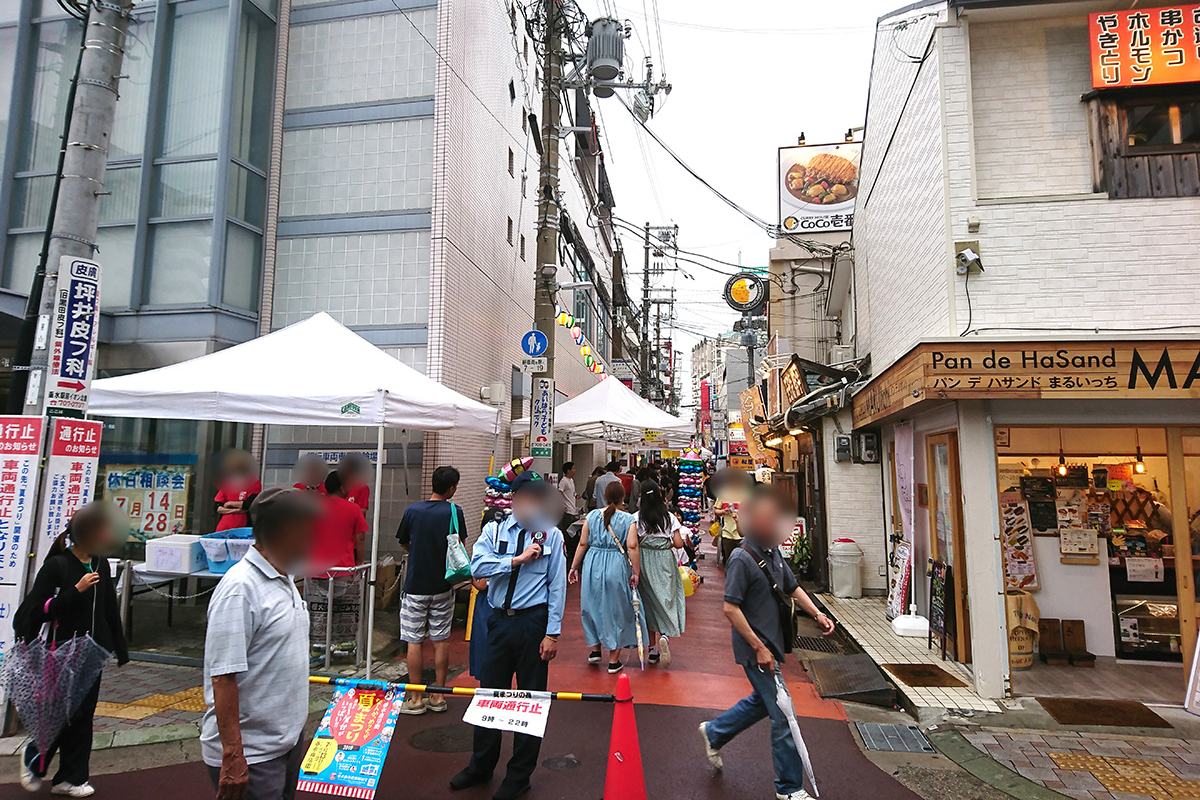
[788,533,813,581]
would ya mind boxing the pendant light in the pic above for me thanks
[1057,429,1068,477]
[1135,428,1146,474]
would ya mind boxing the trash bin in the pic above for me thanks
[828,538,864,599]
[1005,589,1040,671]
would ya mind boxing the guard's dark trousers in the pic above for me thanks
[468,605,550,784]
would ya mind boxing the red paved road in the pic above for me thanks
[0,540,921,799]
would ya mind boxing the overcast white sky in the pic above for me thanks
[577,0,902,402]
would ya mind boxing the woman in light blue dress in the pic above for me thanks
[569,479,646,673]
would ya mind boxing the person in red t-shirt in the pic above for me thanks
[292,453,329,493]
[308,471,369,653]
[213,450,261,532]
[313,454,370,515]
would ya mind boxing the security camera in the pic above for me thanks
[955,247,983,275]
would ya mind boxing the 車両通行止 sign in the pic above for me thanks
[44,257,101,418]
[1090,6,1200,89]
[33,418,101,573]
[462,688,552,739]
[0,416,45,671]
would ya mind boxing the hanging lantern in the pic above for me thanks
[580,344,591,358]
[599,363,606,373]
[556,311,568,326]
[566,314,575,328]
[571,325,582,340]
[585,355,595,368]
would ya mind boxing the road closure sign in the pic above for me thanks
[462,689,552,738]
[44,256,101,418]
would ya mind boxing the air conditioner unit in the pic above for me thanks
[828,344,854,365]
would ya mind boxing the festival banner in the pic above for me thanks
[43,256,101,418]
[462,688,553,739]
[33,418,102,572]
[298,685,404,799]
[886,422,915,619]
[0,416,45,672]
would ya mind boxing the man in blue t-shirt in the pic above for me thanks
[396,465,466,715]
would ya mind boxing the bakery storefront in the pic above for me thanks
[854,338,1200,702]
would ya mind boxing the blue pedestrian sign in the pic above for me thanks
[521,330,548,357]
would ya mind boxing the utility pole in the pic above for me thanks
[530,0,562,477]
[742,315,756,390]
[11,0,134,414]
[640,222,650,400]
[654,303,662,405]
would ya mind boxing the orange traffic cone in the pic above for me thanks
[604,673,647,800]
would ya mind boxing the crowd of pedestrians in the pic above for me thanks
[11,451,829,800]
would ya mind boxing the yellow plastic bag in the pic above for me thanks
[709,520,720,539]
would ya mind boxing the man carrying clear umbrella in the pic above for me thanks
[698,485,835,800]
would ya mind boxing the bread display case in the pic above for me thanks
[1115,594,1182,661]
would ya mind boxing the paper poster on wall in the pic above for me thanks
[1056,500,1082,529]
[996,463,1024,494]
[33,418,102,573]
[1000,493,1038,590]
[103,465,192,541]
[1126,556,1165,583]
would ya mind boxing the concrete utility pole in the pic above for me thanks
[13,0,134,414]
[640,222,650,400]
[530,0,562,477]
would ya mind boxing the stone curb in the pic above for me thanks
[928,729,1068,800]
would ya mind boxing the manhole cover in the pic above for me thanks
[409,724,474,752]
[855,722,935,753]
[795,635,840,654]
[543,754,581,771]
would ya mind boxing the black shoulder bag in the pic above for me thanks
[740,543,799,657]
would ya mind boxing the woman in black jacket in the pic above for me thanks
[18,503,128,798]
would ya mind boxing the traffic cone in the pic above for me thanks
[603,673,647,800]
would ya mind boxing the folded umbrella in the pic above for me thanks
[774,672,819,797]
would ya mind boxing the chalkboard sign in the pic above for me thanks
[928,560,955,660]
[1027,499,1059,533]
[1020,476,1055,501]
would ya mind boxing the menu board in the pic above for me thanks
[1060,527,1099,556]
[1020,476,1055,501]
[1000,494,1039,590]
[1027,499,1059,533]
[927,560,954,660]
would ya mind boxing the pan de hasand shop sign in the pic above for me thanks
[854,341,1200,427]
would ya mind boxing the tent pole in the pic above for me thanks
[365,423,384,679]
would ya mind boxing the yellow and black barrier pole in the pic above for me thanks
[309,675,616,703]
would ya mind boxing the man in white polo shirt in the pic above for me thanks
[202,487,320,800]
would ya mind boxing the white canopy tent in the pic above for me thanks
[90,312,499,676]
[516,375,693,448]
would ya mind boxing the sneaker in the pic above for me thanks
[658,636,672,669]
[698,722,723,770]
[51,783,95,798]
[648,651,660,665]
[607,661,624,674]
[19,752,41,793]
[775,791,812,800]
[587,650,602,664]
[425,695,448,713]
[399,696,427,715]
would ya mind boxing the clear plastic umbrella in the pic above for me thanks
[2,632,112,772]
[630,588,645,670]
[774,672,819,797]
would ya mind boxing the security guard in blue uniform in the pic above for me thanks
[451,471,566,800]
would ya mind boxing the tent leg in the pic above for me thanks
[365,424,384,679]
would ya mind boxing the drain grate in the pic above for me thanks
[855,722,935,754]
[795,635,840,654]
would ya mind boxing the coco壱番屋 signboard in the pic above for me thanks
[778,142,861,234]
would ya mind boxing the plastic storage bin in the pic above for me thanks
[199,527,254,574]
[145,534,207,575]
[828,538,864,599]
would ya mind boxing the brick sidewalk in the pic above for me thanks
[964,728,1200,799]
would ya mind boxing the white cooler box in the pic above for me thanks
[145,534,207,575]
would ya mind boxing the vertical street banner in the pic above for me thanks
[530,378,554,459]
[33,418,102,573]
[886,422,915,619]
[298,686,404,799]
[0,416,46,662]
[43,256,102,418]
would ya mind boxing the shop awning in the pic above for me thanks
[514,375,693,447]
[89,312,499,432]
